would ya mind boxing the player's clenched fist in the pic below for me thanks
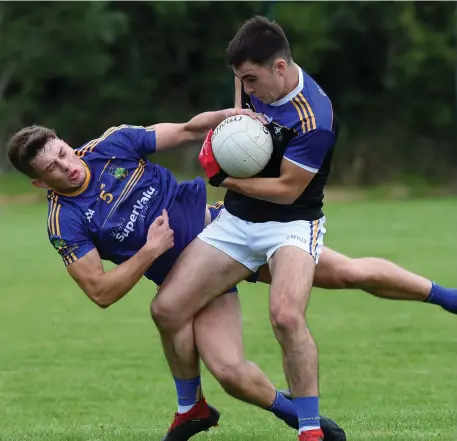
[146,209,174,256]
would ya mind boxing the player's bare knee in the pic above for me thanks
[339,258,385,289]
[150,297,181,330]
[270,302,304,336]
[327,258,367,289]
[339,263,362,288]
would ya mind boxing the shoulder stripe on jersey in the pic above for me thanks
[293,96,311,132]
[298,93,316,131]
[76,125,130,158]
[48,194,59,235]
[47,195,55,234]
[291,95,317,134]
[55,204,62,236]
[101,159,146,229]
[290,98,307,134]
[48,197,62,237]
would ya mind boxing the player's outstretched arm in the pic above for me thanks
[154,108,266,152]
[66,210,174,308]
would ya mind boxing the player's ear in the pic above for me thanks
[31,179,48,189]
[274,59,287,75]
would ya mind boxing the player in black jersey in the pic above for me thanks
[154,16,339,441]
[153,16,456,441]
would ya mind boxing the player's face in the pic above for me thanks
[31,138,87,193]
[234,60,287,104]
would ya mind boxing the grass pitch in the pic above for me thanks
[0,197,456,440]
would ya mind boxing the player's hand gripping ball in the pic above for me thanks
[199,114,274,187]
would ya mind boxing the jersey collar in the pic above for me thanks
[270,65,303,107]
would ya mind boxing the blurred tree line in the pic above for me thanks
[0,1,455,186]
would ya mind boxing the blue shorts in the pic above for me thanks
[208,202,260,288]
[155,202,259,295]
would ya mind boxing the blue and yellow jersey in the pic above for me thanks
[47,125,207,285]
[226,66,339,222]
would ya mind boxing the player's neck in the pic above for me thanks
[277,63,300,101]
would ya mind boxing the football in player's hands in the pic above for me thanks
[209,115,273,179]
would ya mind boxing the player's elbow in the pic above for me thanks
[87,286,113,309]
[93,297,111,309]
[90,292,111,309]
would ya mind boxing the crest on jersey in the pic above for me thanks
[52,238,66,250]
[109,164,128,180]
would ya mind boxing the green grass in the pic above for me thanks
[0,198,456,440]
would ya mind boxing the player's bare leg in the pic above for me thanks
[151,239,250,378]
[314,247,457,313]
[268,246,322,439]
[195,292,275,407]
[257,247,457,313]
[314,247,431,299]
[150,238,250,440]
[193,291,347,440]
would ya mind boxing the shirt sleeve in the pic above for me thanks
[47,200,95,267]
[117,125,157,157]
[283,129,335,173]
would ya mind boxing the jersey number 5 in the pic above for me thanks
[100,190,114,204]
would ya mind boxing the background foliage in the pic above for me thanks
[0,1,455,186]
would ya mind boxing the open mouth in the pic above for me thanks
[69,169,79,181]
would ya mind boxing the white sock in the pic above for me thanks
[178,403,197,414]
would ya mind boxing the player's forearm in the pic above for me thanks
[184,110,231,141]
[93,246,159,308]
[221,177,296,204]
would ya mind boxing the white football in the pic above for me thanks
[211,115,273,178]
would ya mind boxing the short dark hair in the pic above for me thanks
[227,16,291,68]
[7,125,57,178]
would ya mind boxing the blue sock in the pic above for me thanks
[174,376,202,412]
[293,396,320,432]
[268,390,298,429]
[426,282,457,314]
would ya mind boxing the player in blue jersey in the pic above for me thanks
[150,16,456,441]
[7,108,265,298]
[6,110,347,441]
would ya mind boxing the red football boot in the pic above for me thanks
[298,428,325,441]
[161,397,220,441]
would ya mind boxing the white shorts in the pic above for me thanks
[198,208,326,272]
